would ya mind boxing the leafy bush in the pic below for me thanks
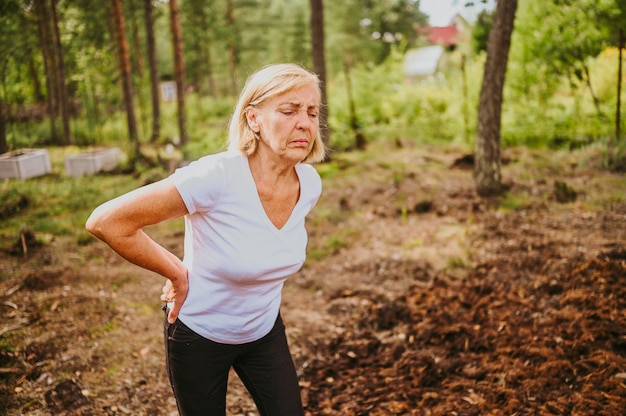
[0,188,30,220]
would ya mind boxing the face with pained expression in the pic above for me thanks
[246,84,320,165]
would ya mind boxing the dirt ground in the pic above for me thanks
[1,143,625,415]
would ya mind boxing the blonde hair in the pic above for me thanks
[227,63,327,164]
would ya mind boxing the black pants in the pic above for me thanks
[164,309,304,416]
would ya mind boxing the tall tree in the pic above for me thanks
[181,0,218,97]
[34,0,59,144]
[198,12,217,98]
[516,0,610,117]
[310,0,330,149]
[618,29,624,140]
[474,0,518,197]
[0,0,24,152]
[0,94,6,154]
[225,0,238,96]
[111,0,140,156]
[169,0,188,145]
[144,0,160,142]
[597,0,626,140]
[49,0,72,145]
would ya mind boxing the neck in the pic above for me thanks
[248,147,295,178]
[247,151,297,186]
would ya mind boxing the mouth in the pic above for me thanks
[291,138,310,146]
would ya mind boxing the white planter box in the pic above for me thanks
[65,148,124,177]
[0,149,52,179]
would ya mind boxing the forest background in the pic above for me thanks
[1,1,626,414]
[0,0,624,164]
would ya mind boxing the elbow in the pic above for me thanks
[85,214,97,235]
[85,208,107,240]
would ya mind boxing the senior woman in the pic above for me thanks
[86,63,326,415]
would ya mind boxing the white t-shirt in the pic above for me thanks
[167,151,322,344]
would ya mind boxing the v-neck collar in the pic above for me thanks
[242,155,302,232]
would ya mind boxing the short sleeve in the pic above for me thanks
[296,163,322,212]
[168,153,227,214]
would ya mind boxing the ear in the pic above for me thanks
[245,109,259,132]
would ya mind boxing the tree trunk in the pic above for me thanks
[226,0,238,96]
[35,0,58,143]
[474,0,518,197]
[49,0,72,145]
[581,61,603,117]
[112,0,140,156]
[203,44,217,97]
[131,11,144,78]
[617,29,623,141]
[144,0,160,143]
[28,57,44,103]
[461,54,471,144]
[309,0,330,150]
[169,0,188,145]
[0,95,7,154]
[198,11,217,97]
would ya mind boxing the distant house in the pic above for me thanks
[403,14,469,79]
[423,25,461,50]
[403,45,445,78]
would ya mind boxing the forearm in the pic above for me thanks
[104,229,187,283]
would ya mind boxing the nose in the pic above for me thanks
[296,110,314,130]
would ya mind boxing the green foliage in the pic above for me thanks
[326,48,481,149]
[497,192,534,212]
[0,188,30,219]
[0,0,623,165]
[519,0,608,79]
[471,10,493,54]
[324,0,427,71]
[5,120,50,148]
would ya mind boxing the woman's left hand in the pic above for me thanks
[161,272,189,324]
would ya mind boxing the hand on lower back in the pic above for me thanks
[161,273,188,324]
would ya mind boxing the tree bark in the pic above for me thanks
[309,0,330,150]
[169,0,188,145]
[112,0,140,155]
[144,0,160,143]
[617,29,623,141]
[49,0,72,145]
[474,0,518,197]
[131,10,144,78]
[35,0,58,143]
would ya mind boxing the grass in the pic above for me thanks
[1,174,137,234]
[308,234,348,261]
[497,192,536,212]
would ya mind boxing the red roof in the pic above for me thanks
[422,25,460,47]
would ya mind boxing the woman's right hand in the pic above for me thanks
[161,272,189,324]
